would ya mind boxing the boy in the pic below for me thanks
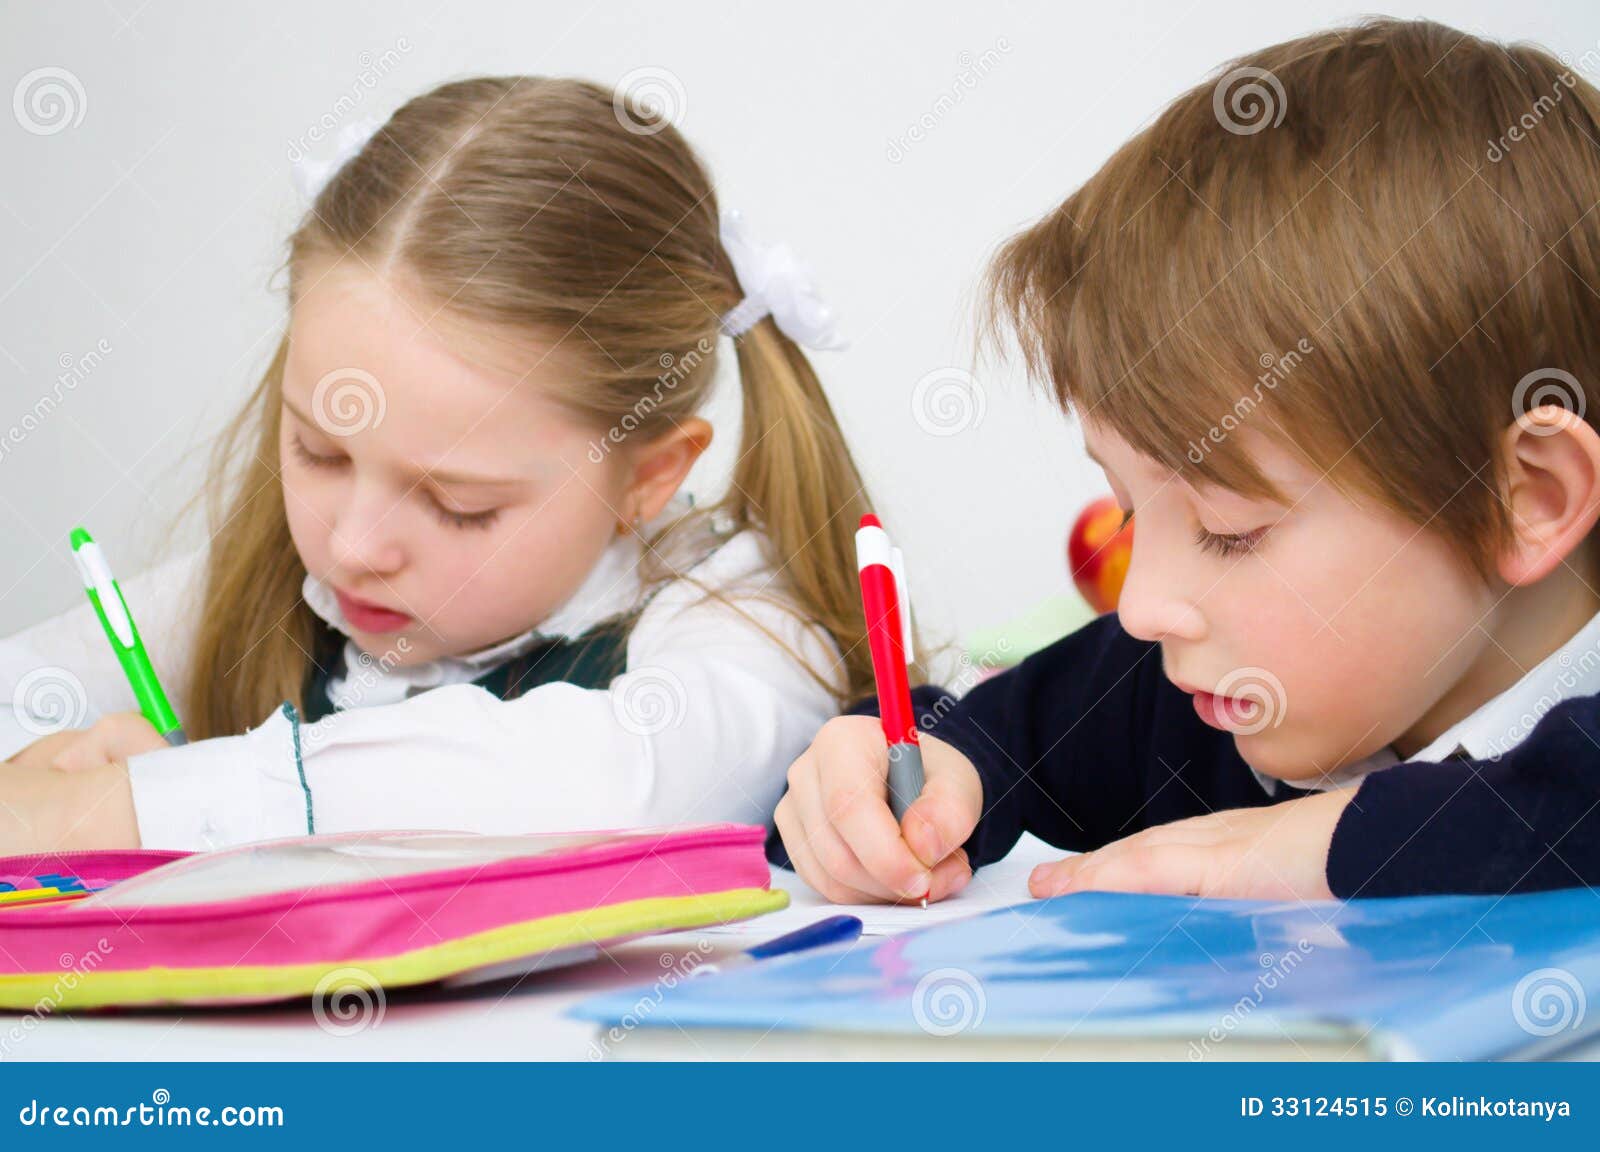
[776,18,1600,903]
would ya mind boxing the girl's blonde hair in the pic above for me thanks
[187,76,876,740]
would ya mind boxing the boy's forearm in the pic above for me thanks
[1326,698,1600,896]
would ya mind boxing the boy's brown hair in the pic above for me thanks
[987,18,1600,575]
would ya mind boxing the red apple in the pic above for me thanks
[1068,496,1133,614]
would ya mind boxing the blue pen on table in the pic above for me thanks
[692,914,864,977]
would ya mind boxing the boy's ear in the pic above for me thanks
[1496,407,1600,586]
[621,418,714,525]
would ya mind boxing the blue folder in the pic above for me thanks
[572,889,1600,1059]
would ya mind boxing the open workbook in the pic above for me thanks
[575,886,1600,1061]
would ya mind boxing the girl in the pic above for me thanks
[0,76,877,852]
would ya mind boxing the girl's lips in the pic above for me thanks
[333,588,413,634]
[1190,689,1262,732]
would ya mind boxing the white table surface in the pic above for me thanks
[0,838,1058,1061]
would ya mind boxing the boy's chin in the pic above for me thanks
[1230,730,1333,789]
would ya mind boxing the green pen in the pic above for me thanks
[69,526,186,746]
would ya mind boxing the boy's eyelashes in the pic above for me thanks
[1193,524,1270,557]
[288,432,503,532]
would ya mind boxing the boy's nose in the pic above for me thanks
[1114,544,1206,643]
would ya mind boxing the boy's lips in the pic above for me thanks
[1188,688,1264,733]
[333,588,413,634]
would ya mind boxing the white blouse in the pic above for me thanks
[0,503,842,850]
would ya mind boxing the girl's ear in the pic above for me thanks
[1496,407,1600,586]
[621,418,714,526]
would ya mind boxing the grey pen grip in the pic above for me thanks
[885,742,926,822]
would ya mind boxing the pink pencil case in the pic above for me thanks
[0,824,786,1010]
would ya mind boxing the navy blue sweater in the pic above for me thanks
[771,612,1600,897]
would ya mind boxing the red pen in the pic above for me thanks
[856,514,924,823]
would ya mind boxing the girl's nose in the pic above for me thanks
[330,487,405,575]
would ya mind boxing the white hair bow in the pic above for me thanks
[291,116,383,201]
[718,210,846,350]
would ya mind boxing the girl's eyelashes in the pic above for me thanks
[1194,524,1270,557]
[430,499,500,531]
[291,430,500,531]
[290,432,347,469]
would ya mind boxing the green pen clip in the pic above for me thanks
[70,526,186,745]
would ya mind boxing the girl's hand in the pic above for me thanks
[1027,788,1355,901]
[4,730,82,770]
[0,756,140,854]
[48,712,169,773]
[774,716,984,905]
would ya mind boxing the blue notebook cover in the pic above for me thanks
[572,890,1600,1059]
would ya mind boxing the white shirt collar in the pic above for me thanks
[301,495,695,705]
[1252,604,1600,796]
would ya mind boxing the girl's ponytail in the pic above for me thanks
[717,320,876,703]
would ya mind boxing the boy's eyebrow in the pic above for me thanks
[281,397,526,488]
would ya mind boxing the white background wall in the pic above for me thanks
[2,1,1595,653]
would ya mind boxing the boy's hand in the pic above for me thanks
[46,712,169,773]
[1027,788,1355,901]
[774,716,984,905]
[0,756,141,854]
